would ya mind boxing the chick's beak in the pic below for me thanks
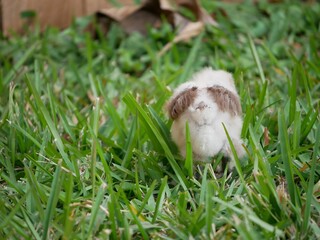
[196,101,208,111]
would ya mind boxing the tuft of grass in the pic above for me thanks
[0,1,320,239]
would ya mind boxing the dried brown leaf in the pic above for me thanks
[120,9,161,34]
[159,20,203,56]
[94,0,217,47]
[98,6,139,22]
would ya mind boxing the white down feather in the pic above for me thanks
[169,68,245,163]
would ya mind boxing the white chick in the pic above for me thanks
[166,68,245,167]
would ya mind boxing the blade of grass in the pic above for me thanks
[241,97,254,138]
[89,75,100,198]
[301,109,318,142]
[177,32,204,84]
[85,33,93,73]
[87,183,107,238]
[177,191,188,217]
[121,192,149,240]
[42,160,64,240]
[292,109,301,157]
[0,172,24,195]
[206,180,214,237]
[122,116,138,168]
[21,208,41,240]
[24,160,45,219]
[137,180,157,217]
[4,42,38,85]
[0,192,29,229]
[7,82,17,181]
[248,34,266,83]
[299,64,313,108]
[288,67,298,124]
[248,34,268,106]
[123,93,189,191]
[134,160,143,201]
[302,123,320,234]
[199,164,209,204]
[212,197,283,236]
[62,173,74,240]
[248,125,277,195]
[147,106,176,152]
[26,73,74,172]
[152,176,168,223]
[223,124,245,184]
[58,108,77,142]
[278,109,296,204]
[103,97,128,139]
[10,122,42,149]
[184,122,193,178]
[47,84,58,127]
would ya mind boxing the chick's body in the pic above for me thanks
[167,68,244,162]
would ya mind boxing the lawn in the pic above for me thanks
[0,0,319,239]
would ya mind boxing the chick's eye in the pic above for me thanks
[191,87,197,91]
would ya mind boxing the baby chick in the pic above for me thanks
[166,68,244,168]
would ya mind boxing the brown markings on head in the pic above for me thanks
[167,86,198,119]
[207,86,242,116]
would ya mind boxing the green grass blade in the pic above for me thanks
[89,75,100,198]
[122,116,138,168]
[288,67,298,124]
[206,181,214,237]
[292,109,301,156]
[147,106,176,152]
[152,176,168,223]
[24,161,45,219]
[122,194,149,240]
[21,208,41,240]
[137,180,157,217]
[87,183,107,238]
[247,34,266,83]
[103,97,128,139]
[4,42,38,85]
[123,93,189,190]
[278,109,296,204]
[42,161,64,240]
[199,164,209,204]
[223,124,245,184]
[301,110,318,142]
[248,34,268,106]
[302,123,320,234]
[0,192,29,229]
[62,173,74,240]
[212,197,283,236]
[177,32,204,84]
[184,122,193,178]
[25,73,74,172]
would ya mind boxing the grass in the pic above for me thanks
[0,0,320,239]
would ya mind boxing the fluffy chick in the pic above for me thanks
[166,68,244,166]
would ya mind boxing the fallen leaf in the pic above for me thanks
[95,0,217,35]
[96,0,167,35]
[92,0,218,54]
[98,6,139,22]
[158,0,218,55]
[159,21,204,56]
[121,0,172,35]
